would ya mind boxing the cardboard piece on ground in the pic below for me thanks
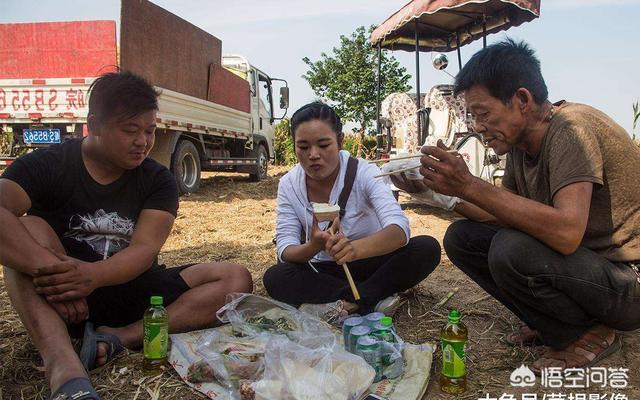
[169,326,433,400]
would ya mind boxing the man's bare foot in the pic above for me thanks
[96,325,136,348]
[96,326,130,367]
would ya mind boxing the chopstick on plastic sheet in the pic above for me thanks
[328,225,361,301]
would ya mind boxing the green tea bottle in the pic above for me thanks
[143,295,169,375]
[440,309,467,394]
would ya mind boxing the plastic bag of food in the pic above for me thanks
[197,331,267,377]
[216,293,337,348]
[186,330,269,398]
[252,336,375,400]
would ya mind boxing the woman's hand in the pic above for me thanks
[280,215,335,264]
[325,220,359,265]
[326,233,358,265]
[309,216,332,251]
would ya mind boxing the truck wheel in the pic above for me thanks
[171,140,201,195]
[249,144,268,182]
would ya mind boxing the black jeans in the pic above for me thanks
[444,219,640,348]
[263,235,440,312]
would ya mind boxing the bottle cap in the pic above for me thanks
[448,309,461,323]
[150,296,163,306]
[380,316,393,327]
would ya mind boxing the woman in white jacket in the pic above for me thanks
[263,102,441,315]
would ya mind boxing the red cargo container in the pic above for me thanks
[0,21,118,79]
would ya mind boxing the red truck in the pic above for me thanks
[0,0,289,194]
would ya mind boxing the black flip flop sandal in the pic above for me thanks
[79,322,125,371]
[49,377,101,400]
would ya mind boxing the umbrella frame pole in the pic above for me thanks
[456,33,463,70]
[414,19,422,147]
[376,44,383,158]
[483,15,487,48]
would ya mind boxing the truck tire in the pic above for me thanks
[171,140,201,195]
[249,144,268,182]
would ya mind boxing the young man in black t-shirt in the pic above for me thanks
[0,72,253,400]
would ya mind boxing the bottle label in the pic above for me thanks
[441,339,465,378]
[144,322,168,359]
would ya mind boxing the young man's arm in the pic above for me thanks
[90,208,174,287]
[0,179,61,275]
[33,208,175,302]
[0,178,89,323]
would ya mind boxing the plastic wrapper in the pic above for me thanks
[170,328,434,400]
[378,329,405,380]
[252,336,375,400]
[299,300,349,325]
[379,136,441,184]
[347,323,405,381]
[180,294,377,400]
[217,293,337,348]
[187,330,269,388]
[380,155,422,181]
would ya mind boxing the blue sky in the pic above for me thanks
[3,0,639,134]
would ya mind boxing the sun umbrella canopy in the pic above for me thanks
[370,0,540,52]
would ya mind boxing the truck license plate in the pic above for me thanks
[23,128,61,144]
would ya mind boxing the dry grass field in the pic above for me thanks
[1,166,638,399]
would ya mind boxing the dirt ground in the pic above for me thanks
[1,165,638,400]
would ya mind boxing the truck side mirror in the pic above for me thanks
[279,86,289,109]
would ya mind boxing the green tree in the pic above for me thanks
[303,25,411,156]
[273,118,296,166]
